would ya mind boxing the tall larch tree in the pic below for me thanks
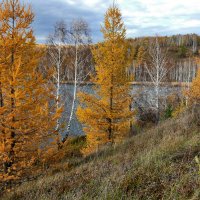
[0,0,60,182]
[77,3,133,154]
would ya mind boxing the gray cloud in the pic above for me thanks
[23,0,105,43]
[22,0,200,43]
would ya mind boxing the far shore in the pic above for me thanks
[61,81,191,87]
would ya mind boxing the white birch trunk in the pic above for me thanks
[65,41,78,137]
[145,36,168,123]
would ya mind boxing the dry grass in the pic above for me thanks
[1,106,200,200]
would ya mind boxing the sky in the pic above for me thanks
[22,0,200,43]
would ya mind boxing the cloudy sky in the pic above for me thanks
[23,0,200,43]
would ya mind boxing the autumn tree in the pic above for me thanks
[64,18,92,141]
[190,67,200,103]
[137,45,147,65]
[46,19,92,141]
[145,37,169,122]
[0,0,60,182]
[77,4,133,154]
[46,21,68,133]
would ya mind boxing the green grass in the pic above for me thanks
[2,106,200,200]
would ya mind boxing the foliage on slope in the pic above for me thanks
[2,104,200,200]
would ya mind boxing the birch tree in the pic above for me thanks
[46,19,92,143]
[145,37,169,122]
[62,19,92,142]
[46,21,68,133]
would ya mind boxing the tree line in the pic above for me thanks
[40,33,200,83]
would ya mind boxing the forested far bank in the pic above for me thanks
[36,34,200,83]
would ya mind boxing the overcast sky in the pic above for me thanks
[23,0,200,43]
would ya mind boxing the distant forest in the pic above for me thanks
[39,34,200,83]
[127,34,200,82]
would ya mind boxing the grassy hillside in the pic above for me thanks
[2,106,200,200]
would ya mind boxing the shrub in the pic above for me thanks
[164,104,173,119]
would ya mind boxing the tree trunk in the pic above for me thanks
[64,41,78,142]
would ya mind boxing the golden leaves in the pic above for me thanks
[77,5,134,155]
[190,68,200,102]
[0,0,61,182]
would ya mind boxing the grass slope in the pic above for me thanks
[2,107,200,200]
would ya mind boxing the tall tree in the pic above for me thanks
[64,18,92,141]
[145,37,169,122]
[46,19,92,141]
[77,4,133,154]
[46,21,68,133]
[0,0,59,181]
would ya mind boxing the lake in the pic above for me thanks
[60,82,185,136]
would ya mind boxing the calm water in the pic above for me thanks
[60,83,183,136]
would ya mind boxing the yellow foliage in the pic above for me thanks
[137,46,147,65]
[0,0,60,182]
[77,4,134,155]
[172,102,186,118]
[190,68,200,103]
